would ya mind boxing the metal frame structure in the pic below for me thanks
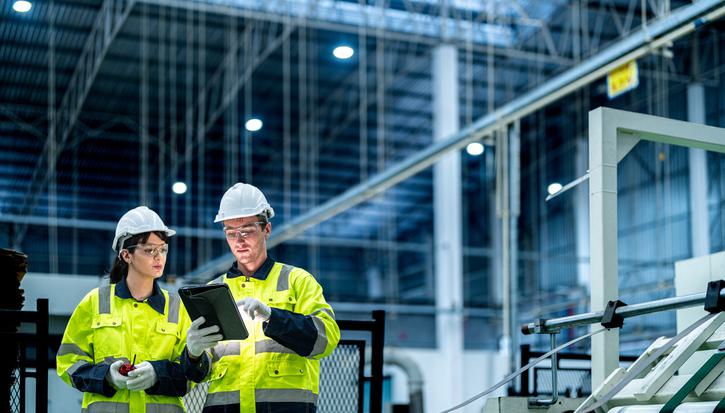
[1,299,49,413]
[185,0,725,280]
[337,310,386,413]
[587,107,725,388]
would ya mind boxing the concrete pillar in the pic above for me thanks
[687,83,710,257]
[432,43,464,411]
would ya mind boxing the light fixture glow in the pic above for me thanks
[172,182,187,194]
[245,118,263,132]
[466,142,484,156]
[12,0,32,12]
[547,182,563,196]
[333,45,354,60]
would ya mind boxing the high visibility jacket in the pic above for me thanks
[183,258,339,413]
[57,280,192,413]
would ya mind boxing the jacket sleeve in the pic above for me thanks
[56,289,116,397]
[263,269,340,359]
[146,297,192,397]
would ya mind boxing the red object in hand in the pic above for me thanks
[119,355,137,376]
[119,362,136,376]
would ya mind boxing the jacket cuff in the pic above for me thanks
[180,348,211,383]
[145,360,188,397]
[70,362,116,397]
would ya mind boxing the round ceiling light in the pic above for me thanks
[333,45,354,60]
[466,142,484,156]
[172,181,188,194]
[547,182,563,196]
[13,0,32,12]
[245,118,263,132]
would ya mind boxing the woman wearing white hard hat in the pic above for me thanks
[57,206,192,412]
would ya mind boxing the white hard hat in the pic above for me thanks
[112,206,176,252]
[214,182,275,223]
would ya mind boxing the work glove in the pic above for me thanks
[186,316,223,358]
[236,297,272,322]
[106,360,129,390]
[126,362,157,391]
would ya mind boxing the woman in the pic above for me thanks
[57,206,191,412]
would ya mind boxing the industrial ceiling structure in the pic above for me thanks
[2,0,725,350]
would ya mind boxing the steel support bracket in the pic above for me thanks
[601,300,627,329]
[704,280,725,313]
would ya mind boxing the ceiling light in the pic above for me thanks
[466,142,484,156]
[333,45,354,60]
[547,182,563,196]
[245,118,262,132]
[172,182,187,195]
[13,0,32,12]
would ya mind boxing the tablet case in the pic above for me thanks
[178,283,249,341]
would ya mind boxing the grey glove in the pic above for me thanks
[106,360,129,390]
[126,361,157,391]
[186,316,222,358]
[236,297,272,322]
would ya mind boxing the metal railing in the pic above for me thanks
[518,286,725,407]
[1,299,49,413]
[521,289,725,335]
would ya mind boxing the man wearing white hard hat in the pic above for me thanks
[182,183,340,413]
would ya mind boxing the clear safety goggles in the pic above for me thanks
[224,222,266,241]
[125,244,169,258]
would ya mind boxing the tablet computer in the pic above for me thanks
[178,283,249,341]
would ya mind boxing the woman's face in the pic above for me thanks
[124,232,168,280]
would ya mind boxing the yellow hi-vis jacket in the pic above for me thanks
[57,280,192,413]
[182,258,339,413]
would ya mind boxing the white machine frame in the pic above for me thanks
[588,107,725,388]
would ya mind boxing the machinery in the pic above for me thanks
[443,109,725,413]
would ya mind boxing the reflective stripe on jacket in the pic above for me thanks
[57,282,192,412]
[196,261,339,413]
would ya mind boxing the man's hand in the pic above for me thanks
[126,362,157,391]
[236,298,271,322]
[186,317,223,358]
[106,360,129,390]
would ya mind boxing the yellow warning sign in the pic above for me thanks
[607,60,639,99]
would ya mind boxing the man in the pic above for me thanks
[182,182,340,413]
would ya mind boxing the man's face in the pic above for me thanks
[223,216,270,267]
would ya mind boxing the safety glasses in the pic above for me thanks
[224,222,266,241]
[125,244,169,258]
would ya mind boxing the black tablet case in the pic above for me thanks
[178,284,249,340]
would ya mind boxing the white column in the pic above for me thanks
[575,137,590,288]
[687,83,710,258]
[432,43,464,411]
[508,121,521,377]
[589,108,619,388]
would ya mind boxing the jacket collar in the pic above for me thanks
[115,278,165,315]
[226,257,275,280]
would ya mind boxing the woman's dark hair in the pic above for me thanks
[108,231,169,284]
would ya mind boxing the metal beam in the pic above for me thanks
[139,0,513,47]
[183,0,725,281]
[13,0,136,246]
[138,0,574,65]
[164,20,295,183]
